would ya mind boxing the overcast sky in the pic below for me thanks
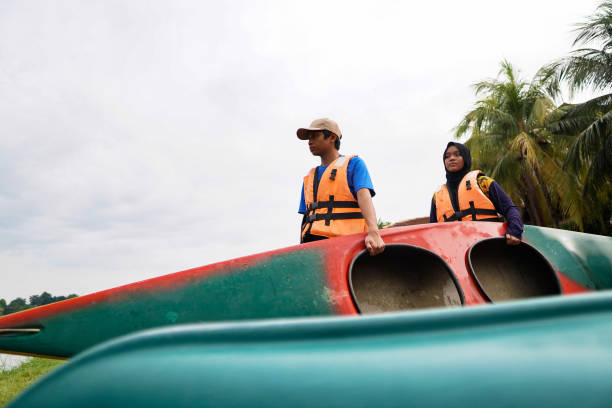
[0,0,603,301]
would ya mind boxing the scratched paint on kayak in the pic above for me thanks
[0,248,333,358]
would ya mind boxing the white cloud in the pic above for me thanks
[0,0,603,301]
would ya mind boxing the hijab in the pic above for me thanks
[443,142,472,211]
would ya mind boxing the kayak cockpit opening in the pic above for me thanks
[349,244,464,314]
[468,238,562,302]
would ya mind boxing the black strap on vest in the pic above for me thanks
[443,200,503,222]
[307,167,322,235]
[306,195,363,226]
[302,168,322,239]
[307,200,360,211]
[312,167,322,204]
[307,211,364,224]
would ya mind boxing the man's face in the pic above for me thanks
[306,131,334,156]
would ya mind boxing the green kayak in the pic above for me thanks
[8,292,612,407]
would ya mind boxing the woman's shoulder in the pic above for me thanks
[476,173,495,195]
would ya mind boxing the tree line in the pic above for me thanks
[0,292,78,316]
[455,1,612,235]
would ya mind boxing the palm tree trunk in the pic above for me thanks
[522,166,544,226]
[533,166,559,227]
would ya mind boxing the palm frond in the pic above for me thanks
[547,93,612,135]
[565,108,612,172]
[535,64,565,100]
[573,1,612,46]
[561,52,612,93]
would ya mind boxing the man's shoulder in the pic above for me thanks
[346,155,366,168]
[346,156,371,180]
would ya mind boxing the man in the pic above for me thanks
[297,118,385,256]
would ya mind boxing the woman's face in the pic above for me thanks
[444,145,464,172]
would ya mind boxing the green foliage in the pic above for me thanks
[0,357,64,406]
[4,299,28,316]
[1,293,79,316]
[377,218,392,229]
[537,0,612,233]
[28,292,53,307]
[542,1,612,96]
[455,61,582,228]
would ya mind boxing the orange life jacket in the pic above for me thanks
[302,155,367,240]
[435,170,502,222]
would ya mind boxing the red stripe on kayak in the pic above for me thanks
[0,244,300,327]
[557,273,592,295]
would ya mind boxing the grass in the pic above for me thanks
[0,357,64,407]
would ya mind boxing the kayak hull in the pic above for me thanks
[9,292,612,408]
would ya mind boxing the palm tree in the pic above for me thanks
[456,61,584,228]
[539,1,612,195]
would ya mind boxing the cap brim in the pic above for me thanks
[297,127,323,140]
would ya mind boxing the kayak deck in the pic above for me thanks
[0,222,610,358]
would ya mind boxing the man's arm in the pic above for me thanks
[356,188,385,255]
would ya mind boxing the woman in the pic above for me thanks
[430,142,523,245]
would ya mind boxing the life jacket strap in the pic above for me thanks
[443,201,503,222]
[307,201,360,211]
[306,212,364,224]
[443,213,460,222]
[305,195,363,227]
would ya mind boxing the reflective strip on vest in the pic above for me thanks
[302,155,367,239]
[435,170,502,223]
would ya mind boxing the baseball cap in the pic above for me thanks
[297,118,342,140]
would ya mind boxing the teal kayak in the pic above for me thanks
[9,292,612,408]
